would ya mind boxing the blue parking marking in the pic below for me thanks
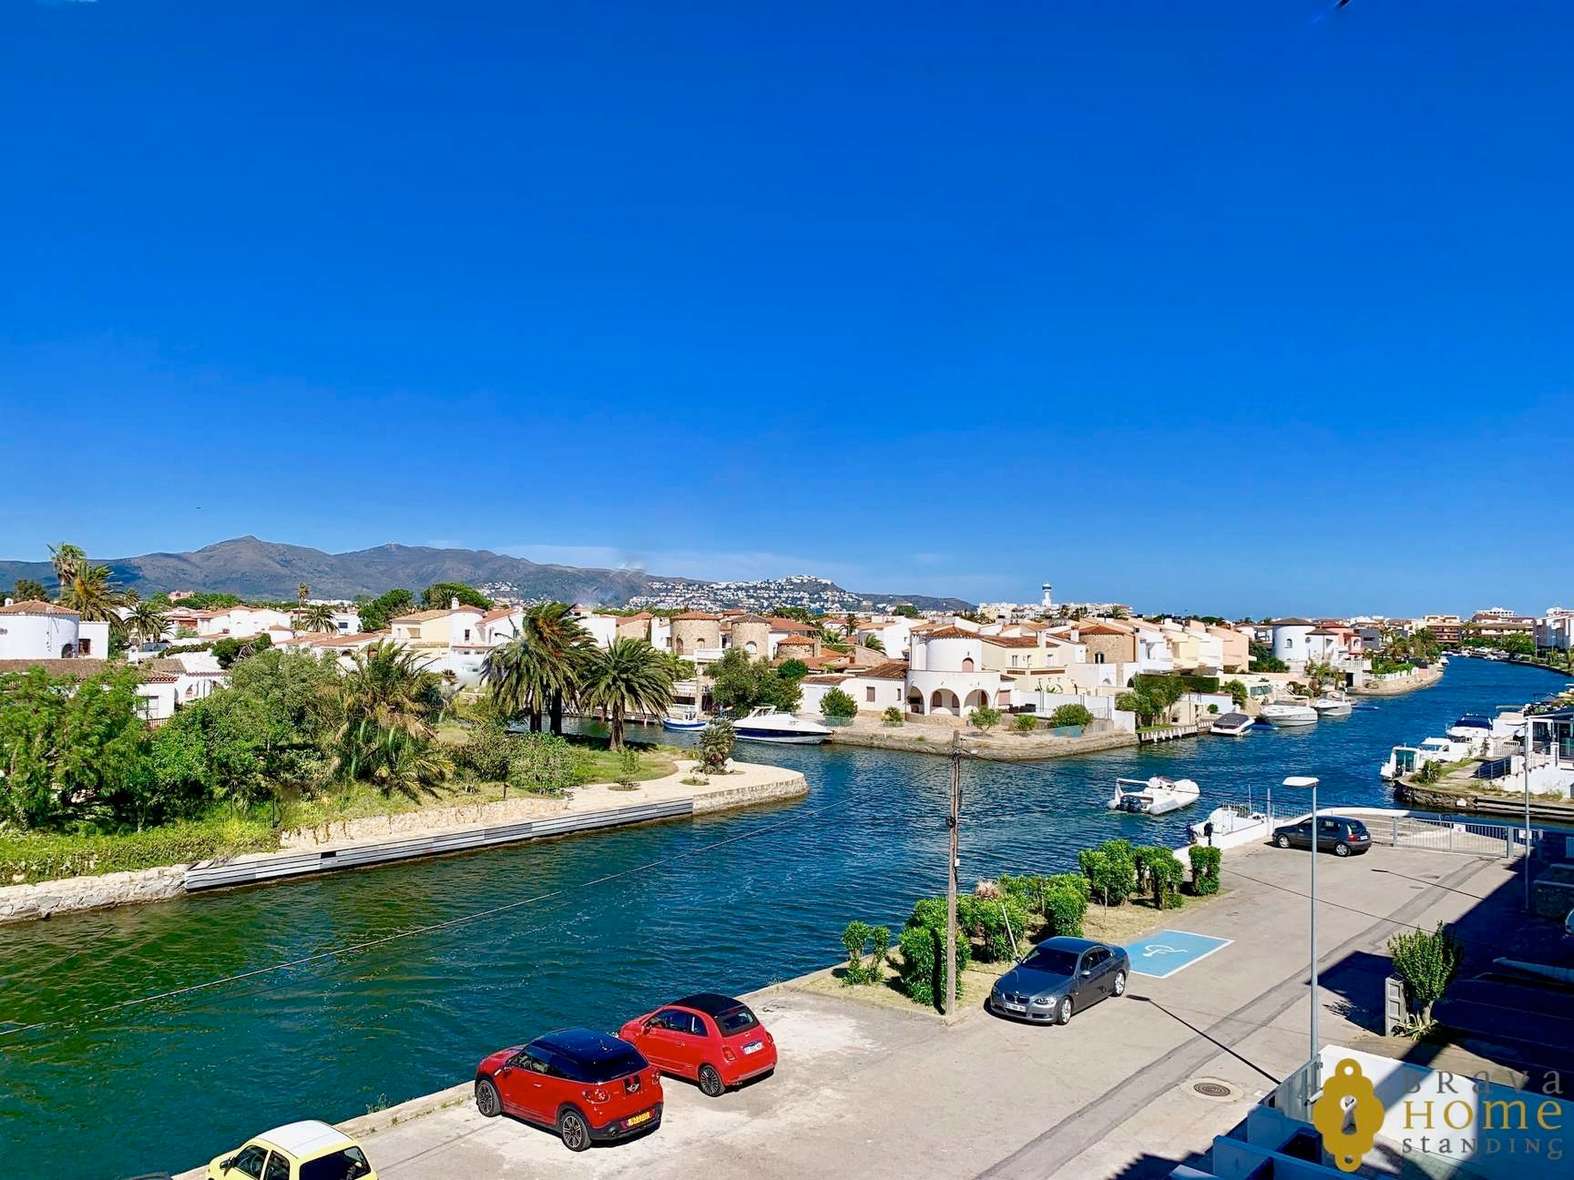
[1123,930,1232,978]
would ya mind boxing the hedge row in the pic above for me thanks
[0,815,279,884]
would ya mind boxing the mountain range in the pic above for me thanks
[0,537,970,611]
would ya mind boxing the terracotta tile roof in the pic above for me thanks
[859,660,909,680]
[391,606,484,624]
[0,599,78,617]
[766,617,817,632]
[480,606,519,623]
[920,626,978,640]
[979,635,1040,649]
[803,673,851,685]
[0,658,110,678]
[730,613,772,625]
[672,611,721,621]
[777,635,816,646]
[1075,622,1134,637]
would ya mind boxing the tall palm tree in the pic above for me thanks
[336,642,444,784]
[579,638,677,750]
[482,624,548,732]
[297,582,311,608]
[296,602,338,633]
[481,602,591,734]
[58,564,131,626]
[49,543,86,594]
[126,600,170,648]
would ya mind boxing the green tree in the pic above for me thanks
[420,582,493,611]
[579,638,676,750]
[1222,679,1248,707]
[9,577,47,602]
[891,603,920,619]
[335,642,446,787]
[356,588,415,633]
[1248,640,1287,672]
[707,648,802,714]
[1388,923,1463,1025]
[48,542,86,591]
[481,602,591,735]
[212,633,272,669]
[969,705,1002,732]
[126,600,171,648]
[862,634,885,654]
[295,603,338,634]
[699,718,735,771]
[820,687,858,720]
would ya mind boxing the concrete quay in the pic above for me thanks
[824,714,1138,761]
[178,842,1520,1180]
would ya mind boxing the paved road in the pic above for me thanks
[182,844,1514,1179]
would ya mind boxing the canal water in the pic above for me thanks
[1,658,1565,1178]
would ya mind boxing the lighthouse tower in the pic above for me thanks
[1041,582,1053,610]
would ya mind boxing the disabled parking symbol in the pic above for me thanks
[1124,930,1232,978]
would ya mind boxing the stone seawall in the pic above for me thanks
[825,723,1137,762]
[1350,663,1445,696]
[0,865,186,925]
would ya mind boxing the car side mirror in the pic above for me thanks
[1081,969,1092,977]
[220,1158,236,1173]
[644,1017,660,1030]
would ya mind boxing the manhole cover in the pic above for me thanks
[1193,1081,1233,1098]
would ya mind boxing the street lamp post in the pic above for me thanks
[1283,775,1321,1094]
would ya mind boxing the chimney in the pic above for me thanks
[450,596,459,611]
[3,597,12,607]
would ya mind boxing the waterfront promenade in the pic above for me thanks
[172,842,1515,1180]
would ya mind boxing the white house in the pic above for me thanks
[0,599,110,660]
[195,606,294,639]
[1268,619,1316,666]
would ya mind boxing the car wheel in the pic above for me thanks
[1334,842,1350,857]
[475,1078,501,1118]
[1055,996,1073,1025]
[558,1108,591,1153]
[1112,970,1126,997]
[1275,834,1291,848]
[698,1064,725,1097]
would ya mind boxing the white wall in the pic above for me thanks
[0,611,81,659]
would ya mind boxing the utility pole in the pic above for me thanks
[946,729,963,1016]
[1524,715,1534,911]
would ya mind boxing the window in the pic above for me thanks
[263,1152,290,1180]
[78,637,92,656]
[229,1146,269,1179]
[866,687,876,702]
[1094,652,1105,664]
[300,1148,372,1180]
[716,1006,759,1035]
[1083,948,1108,970]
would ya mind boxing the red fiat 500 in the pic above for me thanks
[473,1028,662,1152]
[619,993,777,1097]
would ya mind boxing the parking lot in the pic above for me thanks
[180,843,1520,1179]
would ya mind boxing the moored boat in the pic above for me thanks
[1209,711,1254,736]
[661,707,708,732]
[1310,696,1353,717]
[1260,702,1318,727]
[732,707,832,745]
[1188,803,1270,844]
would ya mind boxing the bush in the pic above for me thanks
[958,894,1031,962]
[699,719,735,772]
[614,746,641,787]
[455,722,511,781]
[1389,923,1463,1019]
[507,734,583,796]
[969,705,1002,732]
[1010,714,1038,734]
[0,814,279,884]
[1079,839,1137,906]
[897,922,971,1009]
[1188,845,1222,895]
[840,920,890,985]
[881,706,904,726]
[1047,703,1093,729]
[1042,878,1088,937]
[1207,703,1219,714]
[1137,845,1186,909]
[1222,679,1248,707]
[820,688,858,721]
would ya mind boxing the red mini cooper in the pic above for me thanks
[619,993,777,1097]
[474,1028,662,1152]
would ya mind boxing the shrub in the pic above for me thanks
[1222,679,1248,707]
[1079,839,1137,906]
[969,705,1002,732]
[507,734,583,796]
[614,746,641,787]
[1010,714,1038,734]
[699,719,735,772]
[896,922,971,1009]
[0,814,279,884]
[1137,845,1186,909]
[820,688,858,721]
[1042,878,1088,937]
[881,706,904,726]
[1388,923,1463,1020]
[1188,845,1222,895]
[958,894,1031,962]
[1047,703,1093,729]
[840,920,890,985]
[455,722,511,781]
[1207,703,1220,714]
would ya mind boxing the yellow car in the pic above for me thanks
[205,1120,375,1180]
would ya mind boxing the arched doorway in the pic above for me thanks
[906,687,924,714]
[930,688,960,715]
[961,657,975,672]
[964,689,989,711]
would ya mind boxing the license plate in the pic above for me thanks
[1004,1002,1025,1013]
[742,1041,763,1055]
[626,1110,652,1127]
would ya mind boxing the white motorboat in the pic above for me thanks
[661,707,708,732]
[1107,776,1201,816]
[1189,804,1270,845]
[1310,697,1353,717]
[1260,702,1318,727]
[1209,711,1254,736]
[732,707,832,745]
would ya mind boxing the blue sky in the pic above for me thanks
[1,1,1569,615]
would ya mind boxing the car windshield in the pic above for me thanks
[1348,820,1369,836]
[1022,947,1079,976]
[300,1148,372,1180]
[716,1007,759,1036]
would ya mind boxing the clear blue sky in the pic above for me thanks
[2,1,1568,615]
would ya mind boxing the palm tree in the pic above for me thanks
[863,634,886,654]
[336,642,445,785]
[297,582,310,608]
[59,564,131,626]
[296,602,338,633]
[482,626,548,732]
[579,638,677,750]
[481,602,591,734]
[126,600,170,648]
[49,542,86,592]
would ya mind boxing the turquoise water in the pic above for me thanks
[0,658,1564,1178]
